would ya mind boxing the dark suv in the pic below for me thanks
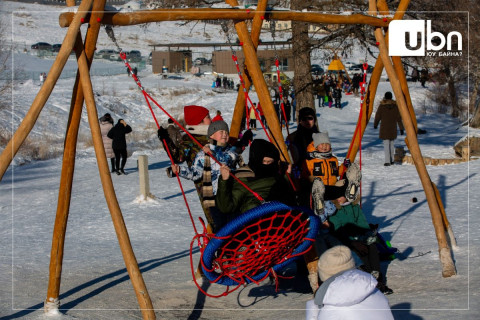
[127,50,142,62]
[31,42,52,51]
[52,44,61,52]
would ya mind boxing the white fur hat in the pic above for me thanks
[317,245,355,281]
[313,131,331,147]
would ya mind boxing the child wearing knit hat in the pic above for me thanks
[301,131,362,218]
[302,131,339,187]
[171,121,239,228]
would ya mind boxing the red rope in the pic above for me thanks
[274,58,290,136]
[163,139,199,237]
[118,51,265,203]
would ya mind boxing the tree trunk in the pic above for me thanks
[291,0,315,123]
[470,97,480,128]
[469,77,480,127]
[448,74,459,118]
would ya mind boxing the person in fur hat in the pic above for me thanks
[305,245,394,320]
[373,92,404,166]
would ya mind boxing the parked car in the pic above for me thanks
[311,64,324,75]
[127,50,142,62]
[52,44,61,52]
[194,57,210,65]
[349,63,374,73]
[31,42,52,51]
[95,49,118,60]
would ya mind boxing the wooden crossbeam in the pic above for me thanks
[59,8,389,28]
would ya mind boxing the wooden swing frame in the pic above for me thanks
[0,0,457,319]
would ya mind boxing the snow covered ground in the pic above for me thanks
[1,1,479,320]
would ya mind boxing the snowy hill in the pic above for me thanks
[1,1,479,319]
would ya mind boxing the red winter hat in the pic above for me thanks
[184,105,209,125]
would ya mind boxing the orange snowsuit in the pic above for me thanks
[302,141,339,186]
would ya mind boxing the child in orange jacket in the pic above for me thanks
[301,131,339,186]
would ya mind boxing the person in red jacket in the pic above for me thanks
[211,110,224,122]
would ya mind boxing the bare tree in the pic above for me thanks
[0,1,12,112]
[290,0,314,119]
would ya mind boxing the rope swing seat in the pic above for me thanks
[193,202,320,296]
[106,26,320,297]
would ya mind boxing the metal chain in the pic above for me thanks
[221,22,237,57]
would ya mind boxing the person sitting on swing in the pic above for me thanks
[215,139,296,230]
[170,120,241,230]
[159,105,211,166]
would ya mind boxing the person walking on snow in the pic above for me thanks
[107,119,132,175]
[373,91,404,166]
[99,113,115,173]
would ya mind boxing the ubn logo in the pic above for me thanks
[389,20,462,56]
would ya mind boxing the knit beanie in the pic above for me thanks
[317,245,355,281]
[299,107,316,120]
[313,132,330,147]
[384,91,393,100]
[184,105,210,125]
[207,120,229,138]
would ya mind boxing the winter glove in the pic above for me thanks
[343,158,351,168]
[165,166,177,178]
[351,241,369,255]
[400,130,404,135]
[157,127,169,141]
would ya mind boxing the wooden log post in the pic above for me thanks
[138,155,153,200]
[75,34,156,320]
[0,0,93,182]
[45,0,106,313]
[341,0,411,175]
[231,14,290,162]
[380,0,457,253]
[371,0,456,277]
[227,0,268,139]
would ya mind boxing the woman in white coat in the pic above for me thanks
[99,113,115,173]
[306,245,393,320]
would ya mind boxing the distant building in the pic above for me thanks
[213,48,293,74]
[151,50,193,74]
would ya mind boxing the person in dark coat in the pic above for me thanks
[216,139,296,228]
[373,92,404,166]
[107,119,132,175]
[332,83,342,109]
[99,113,115,173]
[326,198,393,294]
[282,96,291,125]
[286,107,319,168]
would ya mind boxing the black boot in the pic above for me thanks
[110,158,116,173]
[374,271,393,295]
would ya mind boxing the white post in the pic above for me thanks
[137,155,152,200]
